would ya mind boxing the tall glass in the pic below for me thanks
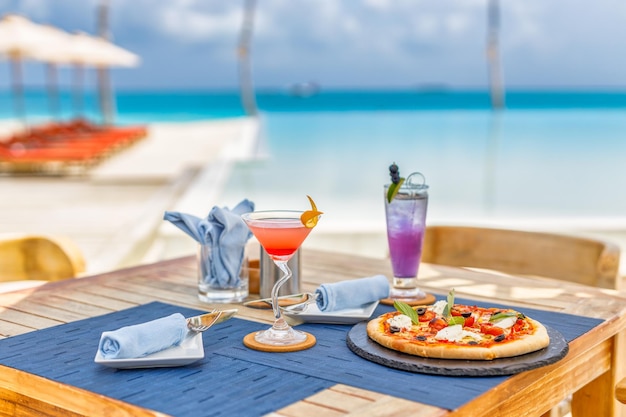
[241,210,315,346]
[384,172,429,300]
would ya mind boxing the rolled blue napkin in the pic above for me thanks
[315,275,390,312]
[163,199,254,287]
[98,313,188,360]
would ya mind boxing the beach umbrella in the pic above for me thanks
[72,33,139,68]
[63,32,140,122]
[0,14,57,123]
[27,24,76,119]
[88,36,140,125]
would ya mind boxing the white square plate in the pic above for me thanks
[94,332,204,369]
[282,301,379,324]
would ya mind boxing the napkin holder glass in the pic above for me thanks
[197,244,249,303]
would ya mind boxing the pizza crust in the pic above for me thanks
[366,315,550,361]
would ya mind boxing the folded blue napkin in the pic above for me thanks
[98,313,188,360]
[163,199,254,287]
[315,275,390,312]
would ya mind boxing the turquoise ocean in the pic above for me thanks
[3,89,626,232]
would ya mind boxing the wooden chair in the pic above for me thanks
[0,234,86,292]
[422,225,621,290]
[422,225,622,417]
[617,379,626,404]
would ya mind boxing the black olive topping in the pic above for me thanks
[461,311,472,318]
[468,341,478,345]
[415,335,427,341]
[390,325,401,333]
[416,307,427,315]
[494,334,505,342]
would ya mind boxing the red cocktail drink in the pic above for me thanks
[242,208,320,348]
[246,219,311,262]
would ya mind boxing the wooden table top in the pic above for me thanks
[1,249,626,417]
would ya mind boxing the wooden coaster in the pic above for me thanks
[243,331,316,352]
[380,292,437,306]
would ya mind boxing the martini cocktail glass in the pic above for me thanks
[241,210,317,346]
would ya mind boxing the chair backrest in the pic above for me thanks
[616,377,626,404]
[0,235,86,283]
[421,226,621,290]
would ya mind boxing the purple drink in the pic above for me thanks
[387,220,424,277]
[384,172,429,299]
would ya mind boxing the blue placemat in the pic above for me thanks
[215,298,603,410]
[0,299,603,415]
[0,302,332,417]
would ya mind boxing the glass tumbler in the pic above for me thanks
[384,172,429,300]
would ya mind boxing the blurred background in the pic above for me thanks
[2,0,626,273]
[2,0,625,92]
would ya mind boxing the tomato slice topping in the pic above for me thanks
[480,323,504,336]
[429,317,448,331]
[419,310,436,322]
[511,318,525,333]
[451,307,471,317]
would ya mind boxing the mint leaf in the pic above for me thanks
[393,300,419,324]
[443,289,455,318]
[489,312,517,322]
[448,316,465,326]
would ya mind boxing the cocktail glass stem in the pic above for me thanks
[270,260,291,322]
[253,258,307,345]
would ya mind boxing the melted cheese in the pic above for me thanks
[435,325,483,342]
[431,300,447,316]
[387,314,412,331]
[493,316,517,329]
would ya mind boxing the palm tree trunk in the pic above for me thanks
[238,0,258,116]
[97,0,115,125]
[10,57,26,125]
[73,64,85,118]
[47,63,61,119]
[487,0,505,110]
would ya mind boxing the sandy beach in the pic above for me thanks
[0,117,259,275]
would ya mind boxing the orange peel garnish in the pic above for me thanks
[301,195,323,228]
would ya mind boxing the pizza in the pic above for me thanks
[366,292,550,360]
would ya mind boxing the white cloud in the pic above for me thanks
[1,0,625,88]
[503,2,546,49]
[158,6,240,42]
[363,0,393,11]
[445,13,471,34]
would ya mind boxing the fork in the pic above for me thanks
[186,309,238,332]
[186,309,217,332]
[279,292,319,314]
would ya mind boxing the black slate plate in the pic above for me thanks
[346,322,569,376]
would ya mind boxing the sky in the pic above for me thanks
[1,0,626,92]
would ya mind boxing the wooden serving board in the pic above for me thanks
[346,322,569,376]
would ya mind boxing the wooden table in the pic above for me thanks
[1,249,626,417]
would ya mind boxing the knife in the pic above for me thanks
[186,309,238,331]
[243,293,317,309]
